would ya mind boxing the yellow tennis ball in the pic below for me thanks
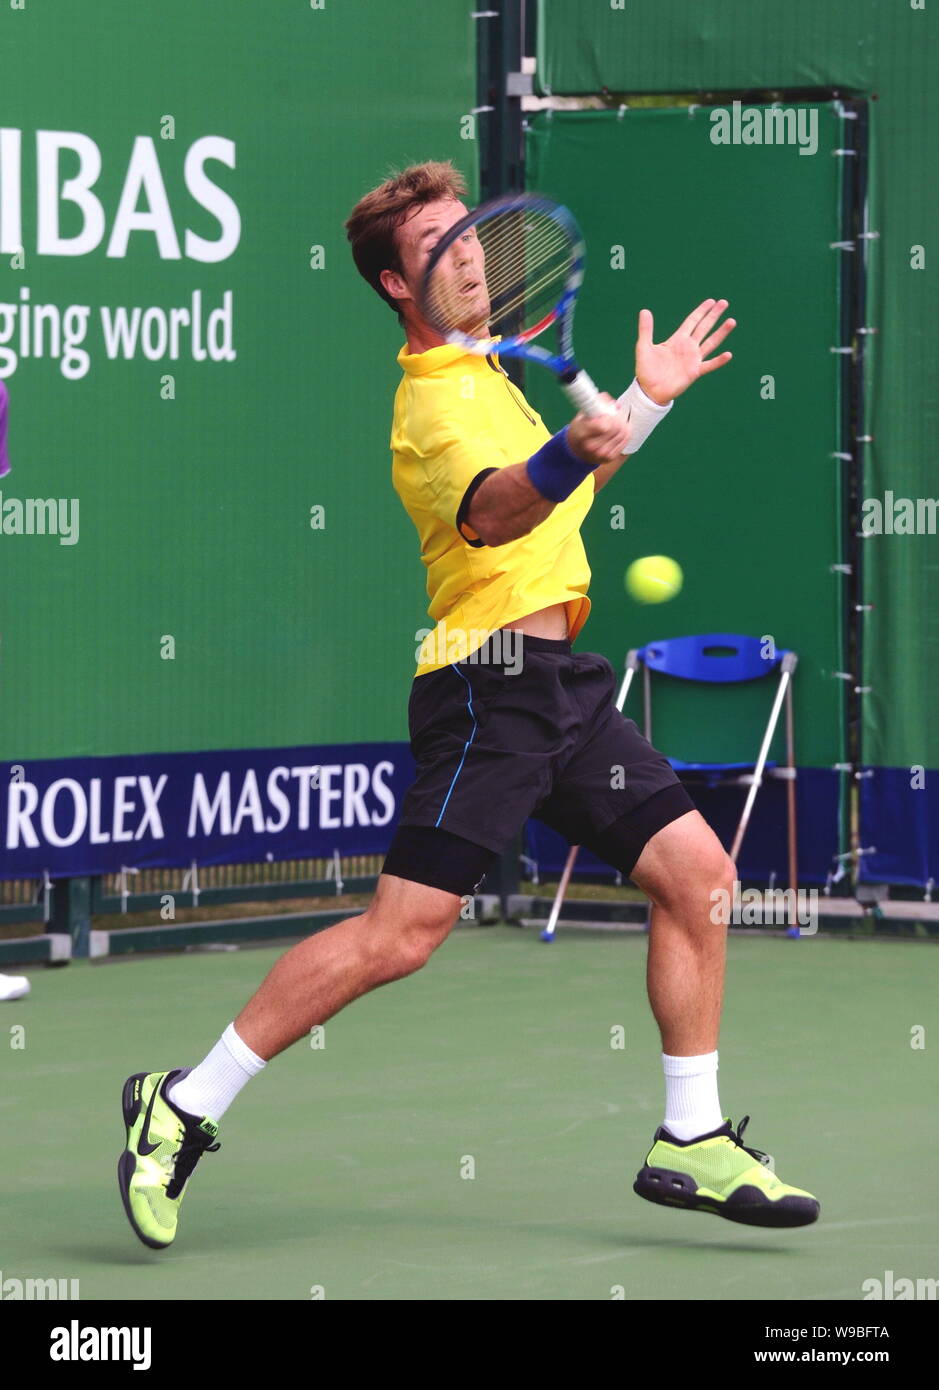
[625,554,683,604]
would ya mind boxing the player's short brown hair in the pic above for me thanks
[344,161,468,317]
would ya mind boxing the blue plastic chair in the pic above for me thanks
[538,637,799,942]
[638,634,798,876]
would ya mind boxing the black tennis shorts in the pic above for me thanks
[382,632,695,897]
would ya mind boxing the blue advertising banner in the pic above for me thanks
[1,743,414,880]
[526,769,843,887]
[859,769,938,888]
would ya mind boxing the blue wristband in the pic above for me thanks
[526,427,594,503]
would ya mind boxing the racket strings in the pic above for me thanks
[426,211,573,337]
[479,218,567,277]
[480,217,570,324]
[486,263,567,323]
[481,224,568,273]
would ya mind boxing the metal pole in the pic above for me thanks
[785,679,798,893]
[730,653,798,861]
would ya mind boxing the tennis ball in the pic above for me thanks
[625,554,683,604]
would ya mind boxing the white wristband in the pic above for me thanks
[616,378,673,454]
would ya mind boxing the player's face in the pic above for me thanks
[396,198,490,335]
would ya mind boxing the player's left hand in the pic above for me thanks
[634,300,736,406]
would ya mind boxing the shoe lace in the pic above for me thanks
[165,1124,221,1200]
[729,1115,772,1168]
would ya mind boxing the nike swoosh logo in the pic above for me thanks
[136,1080,162,1156]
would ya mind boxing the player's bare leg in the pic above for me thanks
[630,808,732,1056]
[233,874,460,1059]
[117,874,460,1247]
[629,808,819,1225]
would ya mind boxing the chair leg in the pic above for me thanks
[643,663,652,742]
[540,843,580,942]
[785,681,798,895]
[730,656,797,861]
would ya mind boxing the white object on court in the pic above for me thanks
[0,973,30,1001]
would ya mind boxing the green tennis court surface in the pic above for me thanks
[3,927,936,1301]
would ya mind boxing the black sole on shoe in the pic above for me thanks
[634,1166,819,1228]
[118,1072,170,1251]
[121,1072,145,1128]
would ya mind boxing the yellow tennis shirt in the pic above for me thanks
[391,342,595,676]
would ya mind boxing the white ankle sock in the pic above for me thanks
[662,1051,723,1141]
[168,1023,266,1121]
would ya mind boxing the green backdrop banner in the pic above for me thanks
[534,0,939,771]
[0,0,477,760]
[525,108,844,773]
[536,0,881,95]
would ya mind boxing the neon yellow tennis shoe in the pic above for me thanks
[118,1069,220,1249]
[634,1115,819,1228]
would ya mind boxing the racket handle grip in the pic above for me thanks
[562,369,615,417]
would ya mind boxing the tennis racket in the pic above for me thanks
[421,192,614,418]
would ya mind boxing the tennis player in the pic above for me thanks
[117,162,818,1248]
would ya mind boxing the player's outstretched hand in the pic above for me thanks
[568,394,632,464]
[635,300,736,406]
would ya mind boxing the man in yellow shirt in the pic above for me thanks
[116,162,818,1250]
